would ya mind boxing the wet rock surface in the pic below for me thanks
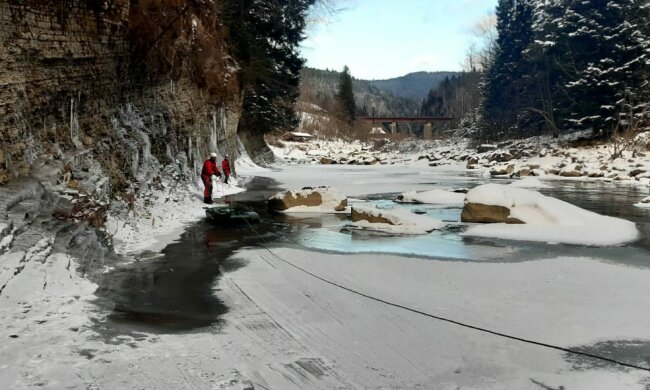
[268,187,347,212]
[351,207,393,225]
[269,190,324,210]
[460,203,524,224]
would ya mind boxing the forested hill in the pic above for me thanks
[300,68,456,117]
[369,71,458,100]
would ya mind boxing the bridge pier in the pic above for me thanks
[389,122,397,135]
[423,122,433,140]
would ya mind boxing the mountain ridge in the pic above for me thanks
[367,71,459,100]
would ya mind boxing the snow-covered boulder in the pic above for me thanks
[559,164,583,177]
[395,189,465,206]
[635,131,650,148]
[634,196,650,209]
[490,164,515,176]
[488,151,513,163]
[466,157,479,168]
[268,187,347,213]
[462,184,638,245]
[350,205,445,235]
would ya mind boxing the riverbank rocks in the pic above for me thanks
[320,157,336,165]
[489,151,513,163]
[516,167,531,177]
[461,203,524,224]
[629,169,646,177]
[268,187,347,212]
[478,144,497,153]
[559,164,583,177]
[490,164,515,176]
[466,157,479,168]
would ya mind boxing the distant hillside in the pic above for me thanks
[370,71,459,100]
[299,68,422,117]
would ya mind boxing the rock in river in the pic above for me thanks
[269,187,347,212]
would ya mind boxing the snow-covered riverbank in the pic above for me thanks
[1,143,650,389]
[270,132,650,191]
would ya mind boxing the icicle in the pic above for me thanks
[209,111,218,154]
[160,114,167,136]
[137,130,151,168]
[195,135,202,167]
[69,97,83,148]
[221,106,227,136]
[188,136,192,164]
[166,144,174,162]
[132,149,139,176]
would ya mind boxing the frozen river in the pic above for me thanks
[95,165,650,389]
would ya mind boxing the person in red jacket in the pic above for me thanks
[201,153,221,204]
[222,155,231,184]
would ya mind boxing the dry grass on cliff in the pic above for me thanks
[127,0,239,102]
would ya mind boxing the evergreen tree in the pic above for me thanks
[480,0,536,137]
[421,71,482,133]
[221,0,317,134]
[558,0,649,134]
[530,0,650,136]
[336,65,356,123]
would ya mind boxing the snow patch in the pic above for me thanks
[396,189,466,206]
[106,176,246,255]
[234,136,270,174]
[634,196,650,209]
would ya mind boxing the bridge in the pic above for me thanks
[358,116,456,139]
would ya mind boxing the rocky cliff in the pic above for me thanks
[0,0,243,198]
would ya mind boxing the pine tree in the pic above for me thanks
[336,65,356,123]
[221,0,317,134]
[532,0,650,136]
[480,0,537,138]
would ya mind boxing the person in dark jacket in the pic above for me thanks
[222,155,231,184]
[201,153,221,204]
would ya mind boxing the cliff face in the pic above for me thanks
[0,0,242,195]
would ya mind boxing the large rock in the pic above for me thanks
[477,144,497,153]
[629,169,646,177]
[351,207,393,225]
[559,170,583,177]
[516,168,531,177]
[461,203,524,224]
[466,157,479,168]
[490,164,515,176]
[489,152,513,163]
[350,205,445,234]
[320,157,336,165]
[269,187,347,212]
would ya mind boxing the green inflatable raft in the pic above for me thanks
[205,205,261,226]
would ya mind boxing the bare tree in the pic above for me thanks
[609,93,650,160]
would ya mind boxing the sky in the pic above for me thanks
[301,0,498,80]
